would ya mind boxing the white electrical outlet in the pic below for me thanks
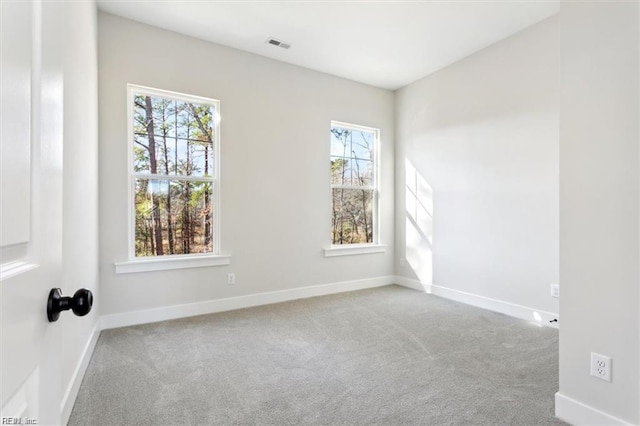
[550,283,560,298]
[227,273,235,285]
[590,352,611,382]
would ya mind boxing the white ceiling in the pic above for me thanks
[97,0,560,90]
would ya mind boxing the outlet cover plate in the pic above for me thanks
[550,284,560,298]
[590,352,611,382]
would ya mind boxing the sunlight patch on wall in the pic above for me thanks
[405,159,433,285]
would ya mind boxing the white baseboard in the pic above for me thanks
[555,392,633,425]
[394,276,559,329]
[101,276,396,330]
[61,322,101,425]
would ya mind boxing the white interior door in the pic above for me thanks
[1,1,65,424]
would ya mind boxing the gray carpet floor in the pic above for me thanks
[69,285,563,425]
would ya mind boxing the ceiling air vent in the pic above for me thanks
[266,37,291,50]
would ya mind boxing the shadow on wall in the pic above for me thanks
[405,159,433,287]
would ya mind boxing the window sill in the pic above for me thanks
[324,244,387,257]
[115,254,231,274]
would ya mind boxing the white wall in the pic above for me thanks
[556,2,639,424]
[394,18,560,320]
[59,1,100,421]
[97,13,395,317]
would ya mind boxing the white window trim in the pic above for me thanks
[324,244,387,257]
[329,120,381,249]
[118,84,228,273]
[115,254,231,274]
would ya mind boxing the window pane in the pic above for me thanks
[134,95,177,138]
[175,101,192,139]
[133,94,216,177]
[133,135,150,173]
[330,158,372,186]
[176,102,215,141]
[331,188,373,245]
[133,135,213,177]
[331,126,374,160]
[330,127,350,157]
[151,96,176,138]
[175,139,214,177]
[331,157,352,185]
[156,135,175,175]
[350,130,374,160]
[352,159,373,186]
[134,178,214,257]
[330,124,375,188]
[132,134,179,175]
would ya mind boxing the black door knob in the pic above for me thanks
[47,288,93,322]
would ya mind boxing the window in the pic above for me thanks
[330,121,379,246]
[128,85,220,259]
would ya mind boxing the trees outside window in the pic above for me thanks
[129,85,219,257]
[330,121,379,245]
